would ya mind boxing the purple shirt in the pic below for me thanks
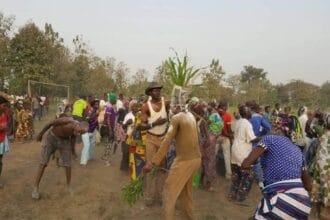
[85,107,98,132]
[104,104,117,129]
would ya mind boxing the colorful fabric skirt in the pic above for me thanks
[129,145,146,180]
[254,179,311,220]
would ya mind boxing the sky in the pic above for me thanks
[1,0,330,85]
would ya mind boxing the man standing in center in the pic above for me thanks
[143,91,201,220]
[141,82,169,206]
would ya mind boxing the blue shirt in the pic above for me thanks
[249,112,271,137]
[258,135,304,186]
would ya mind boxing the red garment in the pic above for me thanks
[0,112,9,142]
[221,111,231,136]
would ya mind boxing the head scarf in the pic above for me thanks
[129,99,138,110]
[107,93,117,103]
[190,97,199,104]
[192,104,205,117]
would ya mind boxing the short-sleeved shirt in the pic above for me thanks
[258,135,304,186]
[221,111,231,136]
[249,112,271,137]
[72,99,87,117]
[104,104,117,129]
[231,118,256,166]
[85,107,98,133]
[123,111,135,136]
[116,99,124,110]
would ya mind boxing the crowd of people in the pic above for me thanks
[0,84,329,219]
[0,93,50,143]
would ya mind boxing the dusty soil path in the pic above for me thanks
[0,114,261,220]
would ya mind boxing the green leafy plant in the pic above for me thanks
[121,175,144,207]
[164,49,201,86]
[121,167,161,206]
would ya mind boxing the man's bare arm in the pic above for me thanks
[140,103,150,130]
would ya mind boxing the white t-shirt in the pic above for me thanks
[116,99,124,110]
[123,111,135,136]
[40,96,46,106]
[99,99,109,109]
[231,118,256,166]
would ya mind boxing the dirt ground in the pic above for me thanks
[0,114,262,220]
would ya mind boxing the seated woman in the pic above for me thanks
[242,118,312,220]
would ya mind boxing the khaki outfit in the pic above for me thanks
[145,134,167,202]
[145,97,168,203]
[152,112,201,220]
[216,135,232,178]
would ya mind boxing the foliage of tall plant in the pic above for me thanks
[164,50,200,87]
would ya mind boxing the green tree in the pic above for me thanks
[320,81,330,109]
[70,35,94,96]
[86,57,114,96]
[9,23,54,94]
[0,12,15,90]
[200,59,225,101]
[225,74,242,105]
[113,61,129,94]
[164,51,200,87]
[127,69,148,97]
[43,23,76,97]
[277,80,320,108]
[240,65,267,85]
[153,62,173,97]
[240,65,269,103]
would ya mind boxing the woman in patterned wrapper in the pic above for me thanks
[192,104,212,191]
[308,112,330,219]
[126,105,147,180]
[241,117,312,219]
[16,99,33,141]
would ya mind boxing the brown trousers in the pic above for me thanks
[145,134,167,202]
[163,158,201,220]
